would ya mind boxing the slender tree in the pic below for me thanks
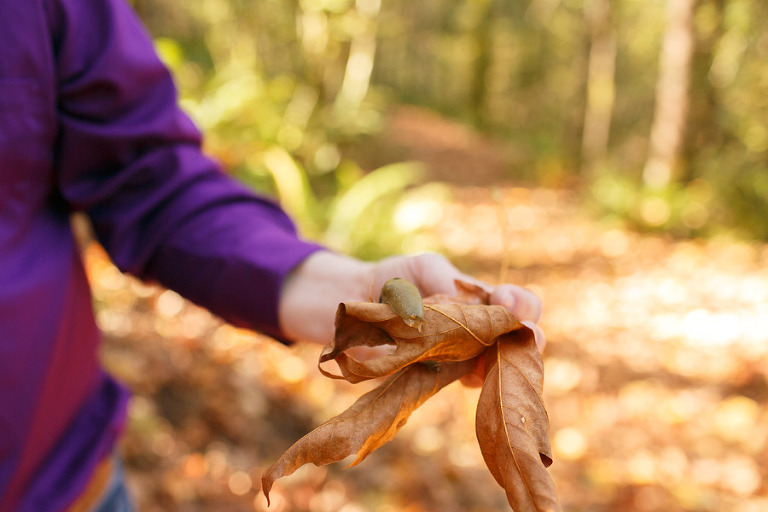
[581,0,617,177]
[642,0,698,189]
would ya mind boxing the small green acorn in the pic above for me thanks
[378,277,427,332]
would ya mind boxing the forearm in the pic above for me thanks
[137,175,324,339]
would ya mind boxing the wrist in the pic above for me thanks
[278,251,373,344]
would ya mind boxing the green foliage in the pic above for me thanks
[322,161,426,257]
[254,146,426,258]
[136,0,429,257]
[590,174,719,238]
[138,0,768,242]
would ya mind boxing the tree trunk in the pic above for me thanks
[469,0,494,128]
[642,0,697,189]
[581,0,617,177]
[334,0,381,115]
[683,0,726,180]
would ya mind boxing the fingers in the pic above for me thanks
[407,254,548,354]
[406,254,543,325]
[523,320,547,353]
[491,284,546,353]
[370,252,547,353]
[490,284,542,323]
[406,252,464,296]
[370,252,464,298]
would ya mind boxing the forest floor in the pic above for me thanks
[90,106,768,512]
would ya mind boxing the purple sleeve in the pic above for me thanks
[50,0,324,339]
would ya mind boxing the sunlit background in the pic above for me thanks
[86,0,768,510]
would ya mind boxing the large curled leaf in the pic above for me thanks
[476,327,561,512]
[262,279,560,510]
[320,302,524,383]
[261,358,476,504]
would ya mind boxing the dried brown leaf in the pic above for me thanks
[475,327,560,512]
[263,278,560,509]
[261,358,477,504]
[320,302,524,383]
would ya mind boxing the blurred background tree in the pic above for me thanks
[131,0,768,245]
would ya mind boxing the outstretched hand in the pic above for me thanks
[278,251,545,352]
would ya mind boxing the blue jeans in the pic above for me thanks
[92,458,134,512]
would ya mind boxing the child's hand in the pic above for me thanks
[279,251,545,354]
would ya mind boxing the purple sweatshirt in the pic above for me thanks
[0,0,323,510]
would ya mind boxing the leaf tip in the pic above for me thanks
[261,475,273,507]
